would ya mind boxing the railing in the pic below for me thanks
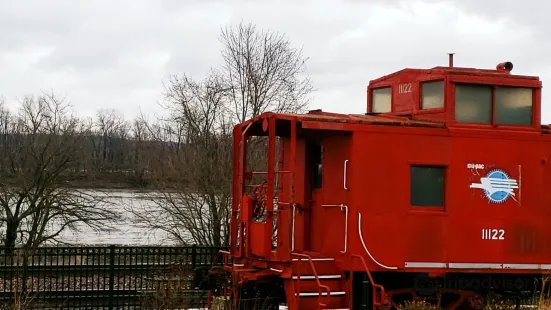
[291,252,330,309]
[0,245,227,309]
[341,266,353,307]
[351,254,386,307]
[215,249,231,269]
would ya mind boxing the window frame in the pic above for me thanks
[494,86,534,126]
[419,79,446,112]
[451,82,536,129]
[370,86,393,113]
[453,83,493,125]
[408,163,447,212]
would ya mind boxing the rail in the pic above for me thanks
[216,249,232,271]
[321,204,348,253]
[351,254,386,307]
[291,252,330,309]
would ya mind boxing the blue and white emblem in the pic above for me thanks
[470,169,519,203]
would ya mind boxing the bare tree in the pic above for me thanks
[218,21,313,244]
[128,116,154,186]
[127,72,233,247]
[0,92,120,252]
[128,22,313,247]
[219,20,314,123]
[94,108,130,172]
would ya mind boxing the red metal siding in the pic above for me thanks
[346,127,551,272]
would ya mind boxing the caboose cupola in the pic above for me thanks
[367,54,542,130]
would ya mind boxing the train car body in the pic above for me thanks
[212,57,551,310]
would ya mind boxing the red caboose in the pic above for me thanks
[213,55,550,310]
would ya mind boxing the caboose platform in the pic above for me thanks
[221,250,379,310]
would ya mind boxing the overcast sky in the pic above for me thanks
[1,0,549,123]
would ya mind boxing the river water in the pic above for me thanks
[56,190,178,246]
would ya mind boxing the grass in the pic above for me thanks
[393,274,551,310]
[396,292,551,310]
[211,296,280,310]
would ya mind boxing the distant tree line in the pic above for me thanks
[0,101,188,189]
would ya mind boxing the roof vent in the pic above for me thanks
[308,109,322,114]
[496,62,513,73]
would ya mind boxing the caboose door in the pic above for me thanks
[304,133,350,255]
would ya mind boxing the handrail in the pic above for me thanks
[351,254,386,307]
[321,204,348,253]
[218,250,230,266]
[291,252,330,309]
[358,212,398,270]
[343,159,349,190]
[208,250,233,305]
[214,250,232,272]
[341,267,353,307]
[291,204,296,251]
[210,250,228,268]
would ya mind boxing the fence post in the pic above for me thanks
[191,244,197,270]
[108,245,115,310]
[191,244,198,289]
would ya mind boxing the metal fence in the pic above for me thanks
[0,245,227,309]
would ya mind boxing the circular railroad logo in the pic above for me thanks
[483,169,515,203]
[469,168,519,204]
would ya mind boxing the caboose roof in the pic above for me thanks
[240,111,445,136]
[369,66,539,85]
[282,111,444,128]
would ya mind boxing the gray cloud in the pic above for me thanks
[0,0,550,122]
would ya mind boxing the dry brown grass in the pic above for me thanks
[211,296,278,310]
[397,300,442,310]
[395,272,551,310]
[396,292,550,310]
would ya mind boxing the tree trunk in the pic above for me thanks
[209,194,221,247]
[5,217,18,254]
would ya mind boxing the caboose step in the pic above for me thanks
[292,275,341,280]
[296,291,346,297]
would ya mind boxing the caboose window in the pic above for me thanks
[410,165,445,207]
[495,87,533,125]
[371,87,391,113]
[421,80,444,109]
[455,84,492,124]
